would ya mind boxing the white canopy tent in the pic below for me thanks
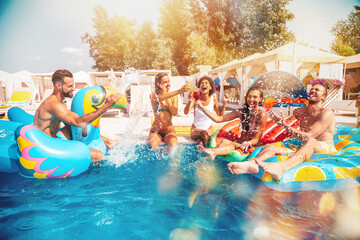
[13,70,34,88]
[209,43,345,105]
[339,53,360,97]
[73,71,91,90]
[0,70,15,101]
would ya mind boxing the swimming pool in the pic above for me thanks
[0,140,359,239]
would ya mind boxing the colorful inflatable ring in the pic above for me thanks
[0,86,128,178]
[209,116,299,162]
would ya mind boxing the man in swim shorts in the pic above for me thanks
[33,69,121,162]
[228,84,336,181]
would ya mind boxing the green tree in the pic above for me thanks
[81,5,137,71]
[331,5,360,55]
[238,0,295,55]
[133,21,157,69]
[151,38,179,75]
[188,0,295,64]
[331,35,356,56]
[188,0,240,64]
[158,0,191,75]
[184,32,218,74]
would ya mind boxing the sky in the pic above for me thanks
[0,0,359,74]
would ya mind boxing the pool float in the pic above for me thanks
[209,116,300,162]
[71,85,128,154]
[248,124,360,191]
[0,86,128,178]
[7,106,34,124]
[0,119,90,178]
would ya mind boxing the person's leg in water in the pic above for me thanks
[164,128,178,153]
[158,128,181,194]
[148,129,163,149]
[256,138,320,180]
[228,144,288,175]
[197,138,236,161]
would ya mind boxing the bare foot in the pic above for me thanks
[197,145,216,161]
[227,161,259,175]
[256,160,284,181]
[196,138,204,147]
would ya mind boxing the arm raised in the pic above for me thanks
[51,93,121,128]
[196,101,239,123]
[156,84,189,102]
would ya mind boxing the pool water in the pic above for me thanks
[0,141,359,240]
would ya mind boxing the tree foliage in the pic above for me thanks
[82,1,296,74]
[81,5,136,71]
[331,5,360,55]
[151,38,179,75]
[158,0,191,74]
[132,21,157,70]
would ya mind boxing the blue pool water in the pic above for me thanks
[0,142,357,239]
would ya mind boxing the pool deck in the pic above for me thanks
[100,109,358,144]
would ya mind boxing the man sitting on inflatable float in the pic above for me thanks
[229,84,336,181]
[33,69,121,162]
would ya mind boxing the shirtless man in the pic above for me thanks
[228,84,336,181]
[33,69,121,162]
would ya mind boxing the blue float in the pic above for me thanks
[246,124,360,192]
[0,86,128,178]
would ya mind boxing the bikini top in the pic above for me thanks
[154,100,171,114]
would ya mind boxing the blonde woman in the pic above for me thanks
[148,73,190,150]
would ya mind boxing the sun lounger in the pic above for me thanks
[0,87,36,116]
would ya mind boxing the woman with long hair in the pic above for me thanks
[184,76,228,146]
[197,86,267,162]
[148,73,190,150]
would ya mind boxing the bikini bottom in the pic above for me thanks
[151,126,174,138]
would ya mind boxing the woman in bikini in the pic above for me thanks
[197,86,267,162]
[184,76,228,146]
[148,73,190,149]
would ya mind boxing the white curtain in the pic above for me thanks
[265,61,276,72]
[218,71,227,102]
[279,61,302,75]
[298,63,316,81]
[235,67,244,105]
[319,64,344,82]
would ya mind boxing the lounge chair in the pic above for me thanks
[0,87,36,116]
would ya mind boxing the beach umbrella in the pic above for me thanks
[251,71,307,100]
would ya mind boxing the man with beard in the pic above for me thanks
[33,69,121,162]
[228,84,336,181]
